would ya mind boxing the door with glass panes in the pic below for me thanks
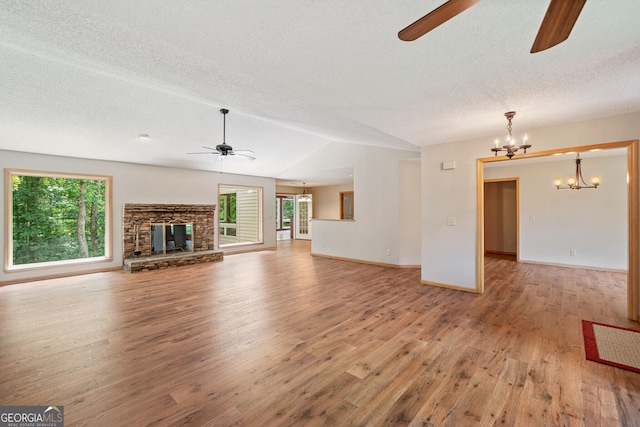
[294,195,312,240]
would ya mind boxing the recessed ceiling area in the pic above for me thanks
[1,2,639,182]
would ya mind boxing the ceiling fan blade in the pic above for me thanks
[233,149,255,155]
[231,150,256,160]
[187,145,220,155]
[398,0,480,41]
[530,0,586,53]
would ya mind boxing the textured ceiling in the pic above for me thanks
[1,1,640,182]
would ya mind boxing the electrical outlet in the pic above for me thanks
[386,249,391,256]
[570,249,577,256]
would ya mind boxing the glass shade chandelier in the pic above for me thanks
[554,153,600,190]
[490,111,531,159]
[299,182,311,201]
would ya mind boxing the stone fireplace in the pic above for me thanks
[122,203,223,273]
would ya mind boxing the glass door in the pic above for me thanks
[294,195,312,240]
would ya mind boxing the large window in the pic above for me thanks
[219,184,262,247]
[5,169,112,271]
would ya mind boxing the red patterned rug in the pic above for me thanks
[582,320,640,373]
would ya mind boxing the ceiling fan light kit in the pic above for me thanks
[399,0,586,54]
[490,111,531,159]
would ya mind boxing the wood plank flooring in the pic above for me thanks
[1,240,639,426]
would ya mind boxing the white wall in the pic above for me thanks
[398,159,421,266]
[279,141,420,265]
[421,111,640,291]
[1,150,276,283]
[485,154,627,269]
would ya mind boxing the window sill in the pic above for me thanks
[5,256,113,273]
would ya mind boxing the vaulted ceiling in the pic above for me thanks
[1,1,640,182]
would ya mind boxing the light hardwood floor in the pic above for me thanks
[1,240,639,426]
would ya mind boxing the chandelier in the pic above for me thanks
[554,153,600,190]
[299,182,311,201]
[490,111,531,159]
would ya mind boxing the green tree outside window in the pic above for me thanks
[9,171,109,267]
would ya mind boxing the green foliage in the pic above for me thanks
[282,199,294,220]
[229,194,236,222]
[220,193,237,223]
[12,174,106,265]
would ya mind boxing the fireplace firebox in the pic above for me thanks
[151,223,193,255]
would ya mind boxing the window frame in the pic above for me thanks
[4,168,113,272]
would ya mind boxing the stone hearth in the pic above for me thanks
[122,203,222,272]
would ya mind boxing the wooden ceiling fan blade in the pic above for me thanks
[531,0,586,53]
[398,0,480,41]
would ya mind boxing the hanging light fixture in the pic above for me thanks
[490,111,531,159]
[554,153,600,190]
[299,182,311,201]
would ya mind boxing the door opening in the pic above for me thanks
[484,179,518,258]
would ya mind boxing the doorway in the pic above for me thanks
[484,179,518,258]
[340,191,354,220]
[276,194,294,240]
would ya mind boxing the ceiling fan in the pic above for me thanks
[398,0,586,53]
[189,109,256,160]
